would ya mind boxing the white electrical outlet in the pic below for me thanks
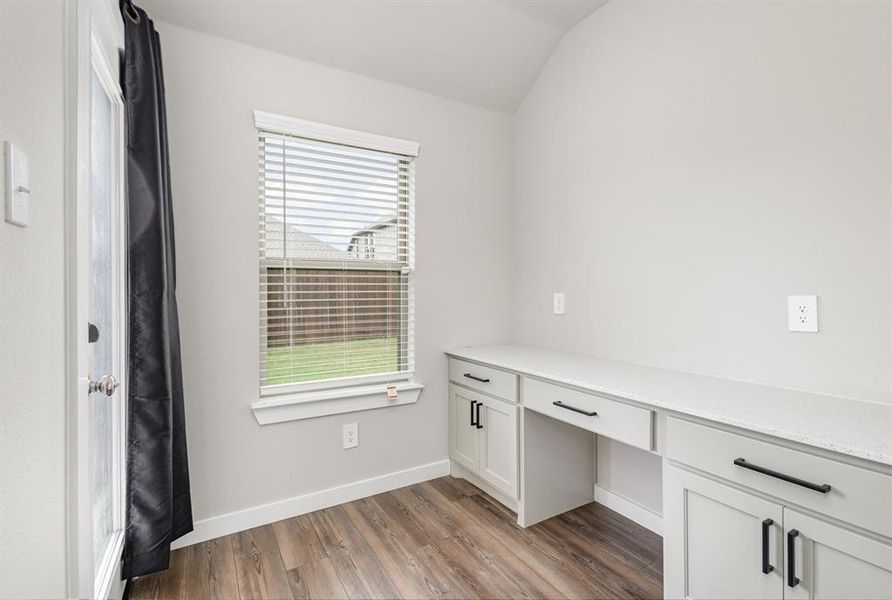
[553,292,565,315]
[788,295,818,332]
[342,423,358,449]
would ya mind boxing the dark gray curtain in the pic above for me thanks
[120,1,193,579]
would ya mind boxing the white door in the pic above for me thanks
[87,56,126,600]
[477,395,517,498]
[783,508,892,600]
[664,464,784,600]
[450,384,480,472]
[70,3,126,599]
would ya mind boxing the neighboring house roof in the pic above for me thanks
[264,214,400,263]
[263,215,346,261]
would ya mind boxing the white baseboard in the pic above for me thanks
[172,459,451,549]
[594,484,663,536]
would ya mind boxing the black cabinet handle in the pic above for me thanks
[464,373,490,383]
[475,401,483,429]
[552,401,597,417]
[470,400,477,427]
[761,519,774,574]
[733,458,831,494]
[787,529,800,588]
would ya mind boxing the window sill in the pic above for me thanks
[251,381,425,425]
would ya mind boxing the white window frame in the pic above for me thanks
[251,111,422,424]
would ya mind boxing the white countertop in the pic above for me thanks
[446,344,892,467]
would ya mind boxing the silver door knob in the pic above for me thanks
[88,374,119,396]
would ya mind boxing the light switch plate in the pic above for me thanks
[553,292,565,315]
[788,295,818,332]
[4,141,29,227]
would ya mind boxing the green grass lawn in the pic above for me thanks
[265,337,399,385]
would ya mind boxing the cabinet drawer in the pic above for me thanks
[448,358,517,401]
[667,417,892,539]
[523,378,653,451]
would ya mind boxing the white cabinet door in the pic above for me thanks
[450,384,480,472]
[784,508,892,600]
[477,395,517,498]
[664,464,784,600]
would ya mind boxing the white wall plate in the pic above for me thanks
[788,295,818,332]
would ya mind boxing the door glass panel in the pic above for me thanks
[90,70,116,576]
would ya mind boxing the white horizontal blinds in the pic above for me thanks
[259,129,415,389]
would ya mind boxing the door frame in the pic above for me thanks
[64,1,127,598]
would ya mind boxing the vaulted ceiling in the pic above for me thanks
[140,0,608,112]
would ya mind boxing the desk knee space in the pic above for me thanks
[518,407,594,527]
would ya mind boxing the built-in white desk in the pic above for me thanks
[445,344,892,600]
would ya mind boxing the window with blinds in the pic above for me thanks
[258,123,415,392]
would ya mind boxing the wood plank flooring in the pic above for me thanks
[130,476,662,600]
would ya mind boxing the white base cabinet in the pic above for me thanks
[784,509,892,600]
[448,383,517,501]
[666,440,892,600]
[667,463,892,600]
[665,464,785,600]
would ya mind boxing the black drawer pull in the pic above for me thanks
[463,373,490,383]
[475,401,482,429]
[761,518,774,574]
[470,400,477,427]
[553,401,597,417]
[733,458,831,494]
[787,529,800,588]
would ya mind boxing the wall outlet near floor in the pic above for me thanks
[342,423,359,449]
[553,292,565,315]
[788,295,818,332]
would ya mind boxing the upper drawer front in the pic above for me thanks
[667,417,892,539]
[448,358,518,401]
[523,378,654,451]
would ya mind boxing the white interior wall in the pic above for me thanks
[156,0,892,528]
[512,0,892,515]
[0,2,69,597]
[154,22,513,526]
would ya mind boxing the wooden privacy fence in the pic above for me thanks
[264,267,406,347]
